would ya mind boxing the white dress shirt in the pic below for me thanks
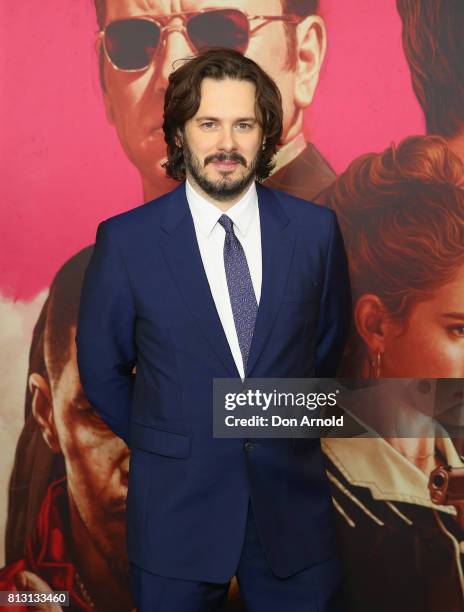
[186,178,262,379]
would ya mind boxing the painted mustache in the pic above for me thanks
[204,152,247,167]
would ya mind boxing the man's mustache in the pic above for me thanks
[204,152,247,167]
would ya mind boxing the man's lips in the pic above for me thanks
[109,497,127,515]
[212,160,240,170]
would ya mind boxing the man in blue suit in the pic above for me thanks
[76,48,350,612]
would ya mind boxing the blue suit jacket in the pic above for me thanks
[76,181,351,583]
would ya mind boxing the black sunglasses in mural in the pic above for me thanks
[99,8,303,72]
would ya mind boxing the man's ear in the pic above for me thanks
[29,373,61,453]
[354,294,391,358]
[293,15,327,109]
[175,129,183,149]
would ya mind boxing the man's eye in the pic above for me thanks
[448,325,464,338]
[237,122,252,131]
[201,121,216,129]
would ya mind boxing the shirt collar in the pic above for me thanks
[186,178,258,238]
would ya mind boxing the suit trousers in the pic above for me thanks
[129,502,345,612]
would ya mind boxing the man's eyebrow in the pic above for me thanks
[194,116,257,122]
[441,312,464,320]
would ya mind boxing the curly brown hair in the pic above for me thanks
[319,135,464,375]
[162,48,283,182]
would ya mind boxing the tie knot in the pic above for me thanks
[218,214,234,235]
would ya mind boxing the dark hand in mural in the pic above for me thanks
[15,570,64,612]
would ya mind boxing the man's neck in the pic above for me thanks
[271,132,307,176]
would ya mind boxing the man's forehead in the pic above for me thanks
[196,77,257,114]
[105,0,283,21]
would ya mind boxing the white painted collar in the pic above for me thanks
[322,433,463,514]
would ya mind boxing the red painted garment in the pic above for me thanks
[0,477,93,611]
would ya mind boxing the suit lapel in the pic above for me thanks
[159,183,239,378]
[246,184,295,377]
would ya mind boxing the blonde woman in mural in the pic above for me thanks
[319,135,464,612]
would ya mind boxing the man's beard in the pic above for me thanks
[183,142,261,202]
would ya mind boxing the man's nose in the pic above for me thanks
[217,128,237,152]
[120,447,130,486]
[155,27,195,93]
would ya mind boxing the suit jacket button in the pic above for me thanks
[244,441,254,452]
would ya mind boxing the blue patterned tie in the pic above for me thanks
[218,214,258,371]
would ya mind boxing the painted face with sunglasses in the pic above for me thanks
[97,0,327,200]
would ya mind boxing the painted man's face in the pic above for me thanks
[99,0,325,198]
[49,328,130,577]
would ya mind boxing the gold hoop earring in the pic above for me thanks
[371,351,383,379]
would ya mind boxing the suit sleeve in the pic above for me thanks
[315,210,351,377]
[76,221,136,444]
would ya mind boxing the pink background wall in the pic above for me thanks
[0,0,424,302]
